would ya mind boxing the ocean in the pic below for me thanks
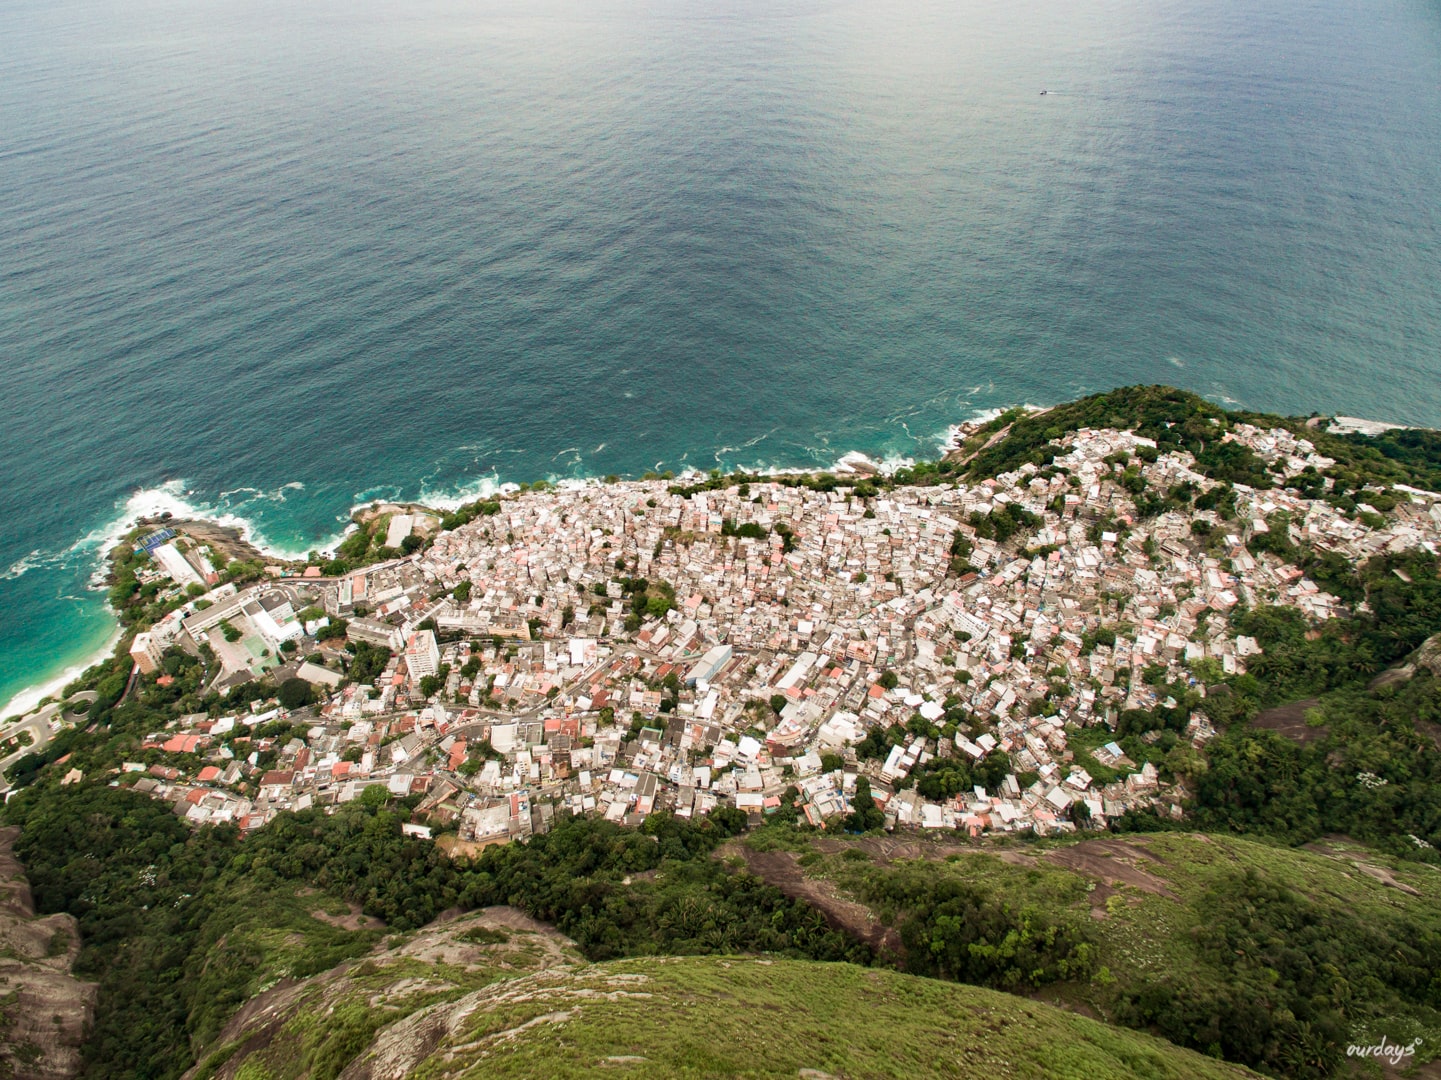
[2,0,1439,717]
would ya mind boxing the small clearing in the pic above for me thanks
[1250,698,1327,744]
[310,902,385,931]
[1042,837,1179,907]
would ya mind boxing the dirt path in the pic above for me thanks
[719,843,904,963]
[726,834,1185,937]
[1039,836,1180,918]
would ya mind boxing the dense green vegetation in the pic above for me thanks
[772,830,1441,1078]
[1098,544,1441,861]
[958,384,1441,496]
[860,860,1098,991]
[438,495,502,532]
[1189,672,1441,859]
[1111,864,1441,1076]
[1,786,865,1079]
[15,773,1437,1079]
[1,787,380,1076]
[968,502,1041,544]
[610,575,678,631]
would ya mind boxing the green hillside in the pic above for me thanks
[729,828,1441,1076]
[187,908,1255,1080]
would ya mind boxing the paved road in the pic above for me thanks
[0,691,94,792]
[0,702,61,790]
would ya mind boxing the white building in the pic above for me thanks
[247,594,303,648]
[130,632,164,675]
[152,543,204,588]
[406,629,441,678]
[386,514,415,549]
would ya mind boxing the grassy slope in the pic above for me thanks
[417,956,1258,1080]
[189,910,1256,1080]
[759,829,1441,1066]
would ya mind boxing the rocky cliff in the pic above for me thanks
[0,826,95,1080]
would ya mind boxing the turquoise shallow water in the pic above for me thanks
[2,0,1440,714]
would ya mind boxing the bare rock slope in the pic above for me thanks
[0,827,95,1080]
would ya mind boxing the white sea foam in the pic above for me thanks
[4,480,334,588]
[409,472,505,512]
[3,550,58,581]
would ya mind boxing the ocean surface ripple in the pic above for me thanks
[1,0,1439,713]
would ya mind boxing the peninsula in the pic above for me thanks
[6,385,1441,1079]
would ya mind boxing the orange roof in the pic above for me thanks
[196,766,221,782]
[448,742,467,769]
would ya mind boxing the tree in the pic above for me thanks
[769,694,787,715]
[320,618,349,642]
[359,784,389,808]
[843,777,886,833]
[277,678,313,711]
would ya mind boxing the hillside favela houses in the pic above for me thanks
[66,415,1441,851]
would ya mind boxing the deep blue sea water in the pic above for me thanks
[2,0,1440,715]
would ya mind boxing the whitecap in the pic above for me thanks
[3,550,56,581]
[409,472,505,511]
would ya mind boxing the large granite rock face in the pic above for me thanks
[0,826,95,1080]
[1410,633,1441,678]
[1368,632,1441,690]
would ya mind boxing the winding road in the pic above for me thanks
[0,690,95,793]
